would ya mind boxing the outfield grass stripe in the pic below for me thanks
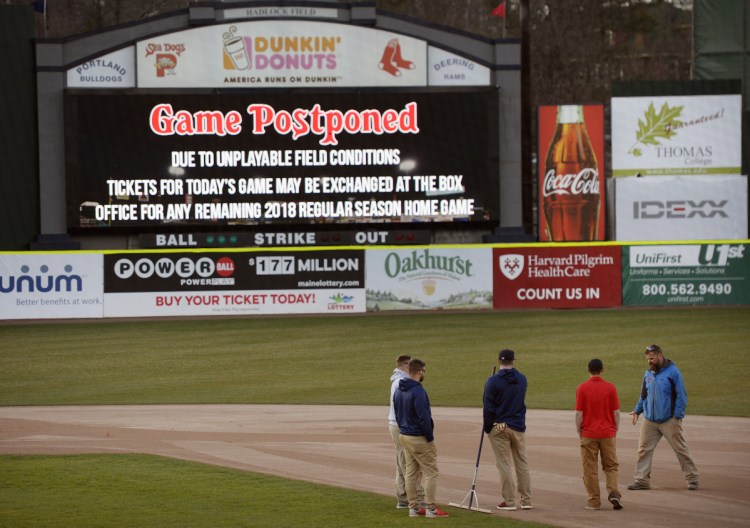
[1,307,748,415]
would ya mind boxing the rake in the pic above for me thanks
[448,366,495,514]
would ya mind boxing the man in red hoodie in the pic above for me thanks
[575,358,623,511]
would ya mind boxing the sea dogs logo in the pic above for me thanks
[145,42,185,77]
[498,254,524,281]
[0,263,82,293]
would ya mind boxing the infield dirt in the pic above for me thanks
[1,405,749,528]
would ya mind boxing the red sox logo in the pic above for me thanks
[378,38,415,77]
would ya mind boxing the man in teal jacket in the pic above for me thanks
[628,344,699,491]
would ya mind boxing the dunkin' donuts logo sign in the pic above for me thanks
[220,26,416,79]
[222,25,340,71]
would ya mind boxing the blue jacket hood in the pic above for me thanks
[394,377,434,441]
[398,377,421,392]
[498,368,521,384]
[483,368,528,433]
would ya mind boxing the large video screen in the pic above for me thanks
[65,89,499,230]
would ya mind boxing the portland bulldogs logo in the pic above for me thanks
[499,254,524,280]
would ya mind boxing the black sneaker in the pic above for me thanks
[609,494,623,510]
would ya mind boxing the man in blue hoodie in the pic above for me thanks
[483,349,532,511]
[388,354,424,509]
[394,358,449,518]
[628,344,699,490]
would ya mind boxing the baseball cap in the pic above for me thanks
[499,349,515,361]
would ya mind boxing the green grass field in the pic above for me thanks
[0,454,549,528]
[2,306,749,415]
[1,306,749,527]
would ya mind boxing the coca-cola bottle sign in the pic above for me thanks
[537,105,606,241]
[542,168,600,197]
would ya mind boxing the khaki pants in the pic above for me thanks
[488,425,531,508]
[399,434,439,510]
[580,436,620,508]
[634,417,699,485]
[389,424,423,505]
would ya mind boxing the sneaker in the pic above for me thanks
[497,502,517,511]
[688,481,699,490]
[426,507,449,518]
[609,495,623,510]
[409,507,426,517]
[627,481,650,490]
[585,505,601,510]
[521,504,533,510]
[397,502,409,509]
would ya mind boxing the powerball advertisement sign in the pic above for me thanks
[103,250,365,317]
[493,246,622,309]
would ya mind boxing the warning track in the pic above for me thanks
[1,405,748,528]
